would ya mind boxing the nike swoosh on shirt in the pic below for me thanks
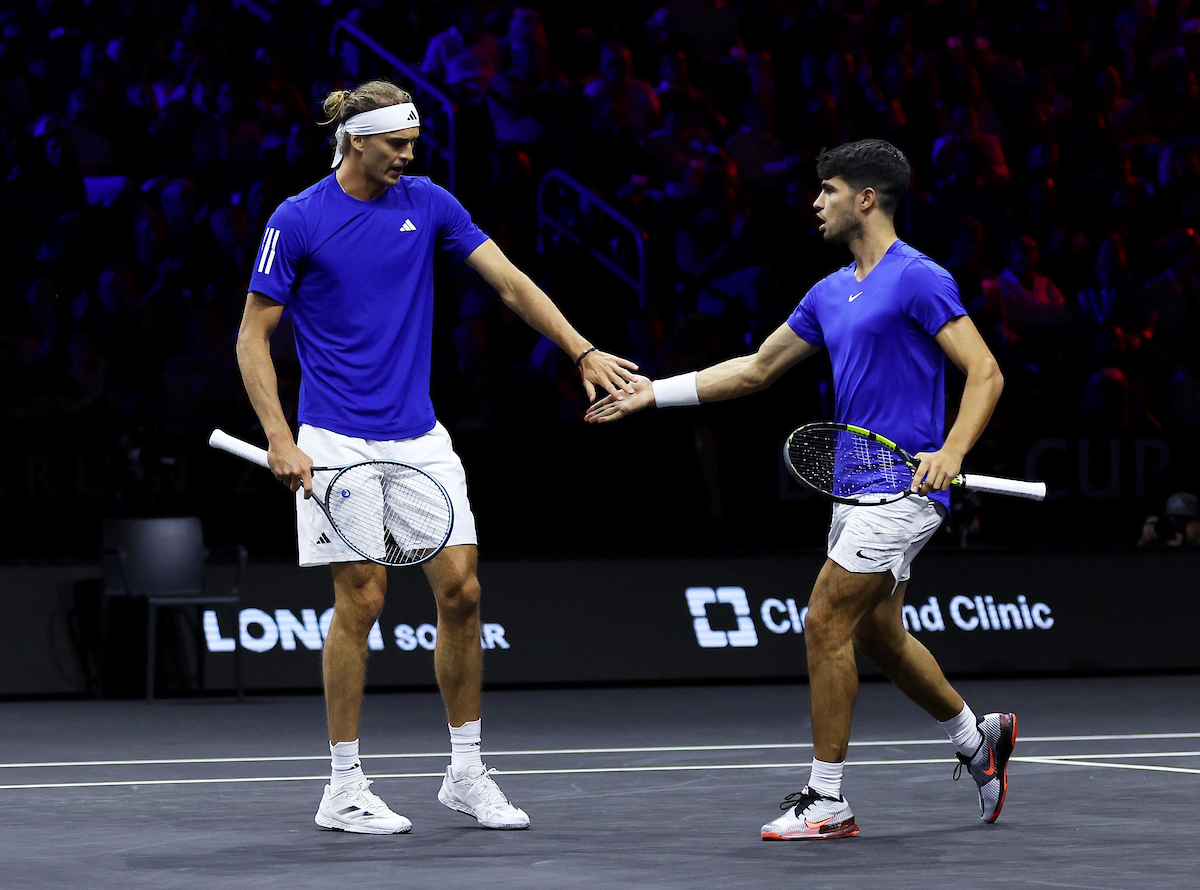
[849,291,863,301]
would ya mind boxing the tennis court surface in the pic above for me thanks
[2,675,1196,889]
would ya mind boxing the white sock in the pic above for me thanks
[330,739,363,792]
[807,757,844,799]
[449,719,483,776]
[940,703,984,756]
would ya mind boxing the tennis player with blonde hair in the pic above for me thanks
[238,80,637,834]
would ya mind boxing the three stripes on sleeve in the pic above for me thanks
[257,227,282,276]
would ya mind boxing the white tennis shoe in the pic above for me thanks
[760,786,860,840]
[315,778,412,834]
[438,765,530,829]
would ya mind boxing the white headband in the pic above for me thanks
[331,103,421,167]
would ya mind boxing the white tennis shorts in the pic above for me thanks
[827,495,945,591]
[295,422,477,567]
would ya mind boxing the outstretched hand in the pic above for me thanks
[579,350,639,402]
[584,375,655,423]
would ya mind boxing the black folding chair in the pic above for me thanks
[100,518,245,702]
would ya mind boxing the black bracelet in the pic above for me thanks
[574,346,598,367]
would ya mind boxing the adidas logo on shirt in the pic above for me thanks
[316,533,331,544]
[399,219,417,232]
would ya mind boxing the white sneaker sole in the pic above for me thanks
[315,811,412,834]
[437,790,530,830]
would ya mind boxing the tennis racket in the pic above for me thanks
[785,422,1046,506]
[208,429,454,566]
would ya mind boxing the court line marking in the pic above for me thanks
[1032,750,1200,761]
[2,752,1198,791]
[4,732,1199,770]
[0,758,949,790]
[1018,756,1200,776]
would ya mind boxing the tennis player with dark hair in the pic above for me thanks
[237,80,637,834]
[587,138,1016,839]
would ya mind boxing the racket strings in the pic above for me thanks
[788,427,912,502]
[324,464,452,565]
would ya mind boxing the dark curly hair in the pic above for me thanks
[816,139,911,217]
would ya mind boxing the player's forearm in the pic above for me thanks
[659,326,814,406]
[942,359,1003,457]
[498,271,590,359]
[235,335,294,446]
[695,355,770,402]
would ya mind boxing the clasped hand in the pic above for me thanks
[910,448,963,495]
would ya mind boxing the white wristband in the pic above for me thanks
[652,371,700,408]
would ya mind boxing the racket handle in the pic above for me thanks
[959,473,1047,501]
[209,429,271,469]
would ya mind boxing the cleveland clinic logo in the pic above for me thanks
[685,587,1054,648]
[686,587,760,648]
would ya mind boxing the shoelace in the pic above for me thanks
[345,778,388,811]
[953,736,986,782]
[778,788,822,812]
[464,767,513,807]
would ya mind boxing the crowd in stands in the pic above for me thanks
[1139,491,1200,547]
[3,0,1198,552]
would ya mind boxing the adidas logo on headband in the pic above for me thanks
[331,103,422,167]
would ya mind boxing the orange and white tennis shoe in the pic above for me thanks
[760,786,859,840]
[954,711,1017,823]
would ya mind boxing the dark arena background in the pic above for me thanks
[2,1,1198,887]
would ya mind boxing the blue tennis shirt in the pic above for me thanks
[787,240,967,509]
[248,174,489,439]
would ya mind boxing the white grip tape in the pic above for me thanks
[209,429,271,469]
[652,371,700,408]
[959,473,1047,501]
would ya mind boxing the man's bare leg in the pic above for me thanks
[323,546,483,738]
[326,561,387,742]
[314,561,411,833]
[425,544,530,828]
[852,580,964,721]
[423,544,482,726]
[761,559,892,839]
[853,580,1016,823]
[804,559,896,763]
